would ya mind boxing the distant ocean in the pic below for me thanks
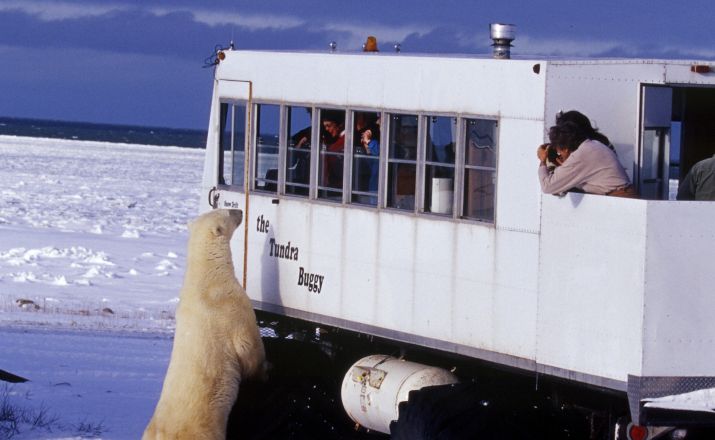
[0,116,207,149]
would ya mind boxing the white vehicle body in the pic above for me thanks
[200,48,715,424]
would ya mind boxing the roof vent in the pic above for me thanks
[490,23,515,59]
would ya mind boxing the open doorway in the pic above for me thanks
[639,86,715,200]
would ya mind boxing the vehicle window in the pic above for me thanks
[318,109,346,201]
[424,116,456,215]
[286,106,312,197]
[352,111,381,205]
[254,104,280,192]
[386,114,418,210]
[463,118,498,222]
[219,102,246,189]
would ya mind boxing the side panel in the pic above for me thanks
[496,118,544,233]
[538,194,647,384]
[236,195,540,364]
[642,201,715,376]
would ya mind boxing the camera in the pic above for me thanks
[545,144,559,164]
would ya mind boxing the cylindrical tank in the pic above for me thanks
[340,355,459,434]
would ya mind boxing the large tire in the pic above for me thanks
[390,382,586,440]
[390,383,528,439]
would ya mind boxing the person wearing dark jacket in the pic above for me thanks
[677,154,715,200]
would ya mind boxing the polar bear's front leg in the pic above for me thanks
[233,330,267,381]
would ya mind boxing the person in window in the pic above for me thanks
[361,125,380,156]
[352,113,381,199]
[353,113,372,154]
[292,126,311,149]
[537,118,636,197]
[677,154,715,200]
[361,123,380,191]
[355,113,380,156]
[321,111,345,188]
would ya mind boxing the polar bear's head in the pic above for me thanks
[188,209,243,244]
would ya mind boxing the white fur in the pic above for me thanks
[143,209,266,440]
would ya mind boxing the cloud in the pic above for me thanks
[317,22,435,51]
[169,10,306,31]
[516,35,715,60]
[3,0,714,61]
[0,1,307,32]
[514,35,625,58]
[442,29,715,60]
[0,0,435,50]
[0,0,128,21]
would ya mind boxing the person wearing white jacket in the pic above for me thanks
[537,118,635,198]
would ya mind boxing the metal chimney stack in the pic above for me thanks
[490,23,515,59]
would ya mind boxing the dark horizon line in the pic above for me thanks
[0,115,208,134]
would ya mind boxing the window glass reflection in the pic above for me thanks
[463,119,498,222]
[254,104,280,192]
[286,106,312,196]
[219,103,246,189]
[424,116,456,215]
[386,114,418,210]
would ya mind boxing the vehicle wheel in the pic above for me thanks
[389,382,532,439]
[389,381,595,440]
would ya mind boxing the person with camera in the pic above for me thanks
[537,117,636,197]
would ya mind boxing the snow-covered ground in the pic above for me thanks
[0,135,203,438]
[1,327,173,439]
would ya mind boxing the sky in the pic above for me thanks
[1,0,715,130]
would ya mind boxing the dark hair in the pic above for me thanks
[322,110,344,125]
[555,110,614,151]
[548,121,589,151]
[556,110,591,130]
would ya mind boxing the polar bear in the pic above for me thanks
[143,209,266,440]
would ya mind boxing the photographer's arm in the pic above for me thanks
[538,151,585,195]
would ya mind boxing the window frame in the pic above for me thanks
[217,99,249,190]
[251,100,283,194]
[349,109,384,207]
[384,111,421,212]
[419,114,459,217]
[459,116,499,223]
[217,100,500,225]
[283,104,314,198]
[314,107,349,203]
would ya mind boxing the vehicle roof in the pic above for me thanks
[225,48,712,66]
